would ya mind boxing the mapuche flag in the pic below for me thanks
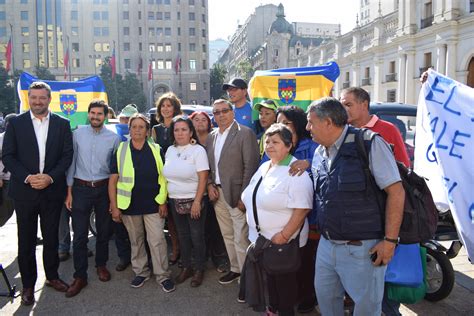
[249,62,340,119]
[18,72,108,129]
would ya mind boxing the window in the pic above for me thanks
[156,27,163,35]
[274,49,279,57]
[138,27,142,36]
[177,12,180,20]
[124,59,131,69]
[93,11,100,20]
[124,43,130,51]
[424,52,432,68]
[164,0,170,4]
[123,27,129,36]
[103,43,110,51]
[387,89,396,102]
[202,29,206,37]
[165,27,171,36]
[148,11,154,20]
[202,14,206,23]
[189,43,196,51]
[22,43,30,53]
[189,59,196,70]
[0,12,5,20]
[149,28,155,36]
[71,27,78,36]
[190,82,197,91]
[21,27,29,36]
[389,60,396,74]
[148,0,154,3]
[72,43,79,51]
[21,11,28,20]
[157,60,164,69]
[164,12,171,20]
[189,12,195,20]
[202,59,207,69]
[123,11,129,19]
[123,0,129,3]
[364,67,370,78]
[189,0,195,5]
[203,82,207,90]
[165,44,171,52]
[189,28,195,36]
[178,43,181,51]
[156,12,163,20]
[94,43,102,51]
[157,44,163,52]
[23,59,31,68]
[202,44,206,52]
[149,44,155,52]
[94,27,101,36]
[139,43,142,51]
[166,60,172,69]
[177,27,181,36]
[138,11,142,19]
[72,0,78,3]
[71,11,78,20]
[102,27,109,36]
[73,58,80,68]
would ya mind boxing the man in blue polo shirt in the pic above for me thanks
[222,78,255,131]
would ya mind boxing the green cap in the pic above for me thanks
[253,99,278,112]
[118,104,138,118]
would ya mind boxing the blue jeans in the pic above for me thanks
[170,198,207,271]
[315,237,386,316]
[58,205,71,253]
[71,184,111,279]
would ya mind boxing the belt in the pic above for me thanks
[74,178,108,188]
[322,232,362,246]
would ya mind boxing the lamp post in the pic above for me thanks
[88,54,101,75]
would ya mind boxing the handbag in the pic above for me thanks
[174,198,195,215]
[252,176,301,275]
[385,243,424,287]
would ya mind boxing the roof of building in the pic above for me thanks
[268,4,293,35]
[289,36,324,47]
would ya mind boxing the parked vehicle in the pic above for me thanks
[370,102,460,302]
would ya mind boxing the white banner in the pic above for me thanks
[414,69,474,262]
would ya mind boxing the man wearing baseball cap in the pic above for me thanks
[222,78,255,131]
[253,100,277,158]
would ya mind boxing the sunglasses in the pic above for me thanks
[212,108,233,116]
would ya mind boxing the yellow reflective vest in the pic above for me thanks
[116,140,167,210]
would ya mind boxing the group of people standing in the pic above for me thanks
[1,77,409,316]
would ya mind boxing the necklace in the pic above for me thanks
[176,144,191,158]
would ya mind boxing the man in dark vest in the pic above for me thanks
[306,97,404,316]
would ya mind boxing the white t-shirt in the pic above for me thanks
[163,144,209,199]
[241,156,314,247]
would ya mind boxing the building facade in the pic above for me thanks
[0,0,210,107]
[300,0,474,103]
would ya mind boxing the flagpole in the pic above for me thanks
[67,35,72,81]
[113,40,118,109]
[9,24,17,111]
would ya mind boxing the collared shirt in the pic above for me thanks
[30,111,50,173]
[312,125,400,191]
[67,125,121,186]
[214,121,234,185]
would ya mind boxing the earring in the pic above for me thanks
[190,138,197,145]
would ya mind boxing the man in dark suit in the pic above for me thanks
[2,81,73,306]
[206,99,259,286]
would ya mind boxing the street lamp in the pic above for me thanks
[88,54,102,75]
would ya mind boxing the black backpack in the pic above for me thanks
[355,128,438,244]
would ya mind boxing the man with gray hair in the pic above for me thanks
[306,97,404,316]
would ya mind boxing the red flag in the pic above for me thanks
[111,46,116,79]
[5,36,12,72]
[148,61,153,81]
[137,57,143,74]
[64,48,69,79]
[174,54,181,74]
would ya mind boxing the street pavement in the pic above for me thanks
[1,216,473,315]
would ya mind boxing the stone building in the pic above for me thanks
[0,0,210,107]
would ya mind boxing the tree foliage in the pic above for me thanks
[99,57,146,113]
[34,66,56,80]
[0,66,21,114]
[236,59,255,82]
[210,63,228,102]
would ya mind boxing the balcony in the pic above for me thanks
[419,66,432,77]
[342,81,350,89]
[385,73,397,82]
[361,78,371,86]
[471,1,474,12]
[421,15,434,29]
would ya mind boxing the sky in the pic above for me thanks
[208,0,360,41]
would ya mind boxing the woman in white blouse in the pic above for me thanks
[241,123,313,316]
[163,116,209,287]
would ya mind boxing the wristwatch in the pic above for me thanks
[384,236,400,244]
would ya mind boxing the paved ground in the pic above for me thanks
[0,216,473,315]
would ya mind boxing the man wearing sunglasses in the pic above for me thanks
[206,99,259,287]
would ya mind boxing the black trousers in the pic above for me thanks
[267,271,298,316]
[14,196,63,288]
[297,238,319,306]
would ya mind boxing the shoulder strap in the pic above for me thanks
[252,177,264,234]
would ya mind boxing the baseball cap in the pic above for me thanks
[118,104,138,118]
[253,99,278,112]
[222,78,248,90]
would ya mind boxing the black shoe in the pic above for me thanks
[297,299,316,313]
[115,260,131,272]
[218,271,240,285]
[58,252,70,262]
[87,249,94,257]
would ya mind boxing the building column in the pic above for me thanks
[397,53,406,103]
[446,41,457,78]
[405,50,416,104]
[352,62,360,87]
[436,43,447,75]
[373,57,383,102]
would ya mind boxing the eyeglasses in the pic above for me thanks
[212,108,232,116]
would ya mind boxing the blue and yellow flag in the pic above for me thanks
[249,62,340,117]
[18,72,108,129]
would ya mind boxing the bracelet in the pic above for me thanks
[384,236,400,244]
[280,231,289,241]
